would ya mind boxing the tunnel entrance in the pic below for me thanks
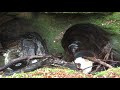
[61,23,120,73]
[0,12,120,76]
[0,18,49,75]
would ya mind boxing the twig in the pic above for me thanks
[103,46,112,60]
[83,56,113,68]
[103,60,120,63]
[0,55,52,71]
[95,65,102,72]
[0,54,77,73]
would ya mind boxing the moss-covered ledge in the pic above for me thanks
[1,67,120,78]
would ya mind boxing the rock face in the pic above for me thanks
[0,18,48,72]
[61,23,110,60]
[0,43,2,50]
[1,32,48,71]
[61,23,110,73]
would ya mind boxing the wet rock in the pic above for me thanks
[2,32,48,72]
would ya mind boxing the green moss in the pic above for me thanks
[3,12,120,78]
[94,67,120,77]
[2,67,120,78]
[28,12,120,54]
[2,67,77,78]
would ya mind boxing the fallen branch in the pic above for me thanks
[83,56,113,68]
[103,46,112,60]
[0,54,77,74]
[94,65,101,72]
[1,53,117,76]
[0,55,52,71]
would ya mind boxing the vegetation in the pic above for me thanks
[1,12,120,78]
[2,67,120,78]
[29,12,120,54]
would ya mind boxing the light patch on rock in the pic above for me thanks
[31,60,38,64]
[15,63,22,66]
[74,57,93,74]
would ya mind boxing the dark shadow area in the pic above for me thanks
[61,23,120,74]
[31,12,114,20]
